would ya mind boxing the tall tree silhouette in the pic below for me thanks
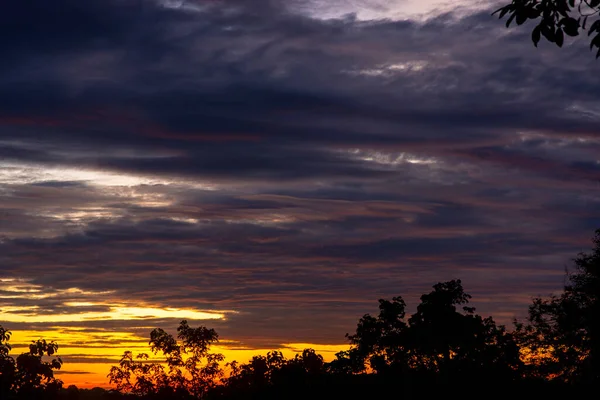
[333,280,521,383]
[341,296,409,374]
[408,281,521,381]
[515,229,600,383]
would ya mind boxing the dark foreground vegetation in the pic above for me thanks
[495,0,600,57]
[2,229,600,400]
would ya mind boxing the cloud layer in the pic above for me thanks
[1,0,600,364]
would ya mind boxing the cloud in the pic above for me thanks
[1,0,599,354]
[54,371,94,375]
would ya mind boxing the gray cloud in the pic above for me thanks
[1,0,599,353]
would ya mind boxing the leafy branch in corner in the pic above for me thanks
[493,0,600,57]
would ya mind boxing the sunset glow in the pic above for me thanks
[2,0,599,391]
[7,329,348,388]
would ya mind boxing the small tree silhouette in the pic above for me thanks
[108,320,224,399]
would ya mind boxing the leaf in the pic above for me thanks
[591,33,600,50]
[561,17,580,36]
[541,24,556,42]
[527,7,541,19]
[556,28,564,47]
[589,20,600,35]
[493,6,510,19]
[506,13,516,28]
[516,11,528,26]
[532,25,542,47]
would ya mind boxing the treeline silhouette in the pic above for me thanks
[1,229,599,400]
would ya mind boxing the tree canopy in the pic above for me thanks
[331,279,522,383]
[0,327,63,400]
[107,320,224,399]
[515,229,600,382]
[494,0,600,56]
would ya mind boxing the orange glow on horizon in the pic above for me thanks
[7,329,349,389]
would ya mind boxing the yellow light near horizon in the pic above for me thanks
[113,306,227,321]
[280,342,350,355]
[6,329,350,389]
[0,305,227,323]
[0,277,349,389]
[56,363,118,388]
[63,302,97,307]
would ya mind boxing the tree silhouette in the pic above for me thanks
[408,280,473,374]
[408,280,521,381]
[108,320,223,399]
[0,326,14,399]
[0,326,63,400]
[341,296,409,375]
[225,350,286,393]
[220,348,325,399]
[515,229,600,383]
[494,0,600,56]
[334,280,522,383]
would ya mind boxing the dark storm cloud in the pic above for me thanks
[0,1,598,158]
[1,0,599,347]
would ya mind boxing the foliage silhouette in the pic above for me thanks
[514,228,600,383]
[332,279,522,384]
[213,349,327,400]
[0,326,63,400]
[494,0,600,57]
[108,320,223,399]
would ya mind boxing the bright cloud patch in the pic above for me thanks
[289,0,499,20]
[0,278,230,323]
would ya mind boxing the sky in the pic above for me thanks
[1,0,600,388]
